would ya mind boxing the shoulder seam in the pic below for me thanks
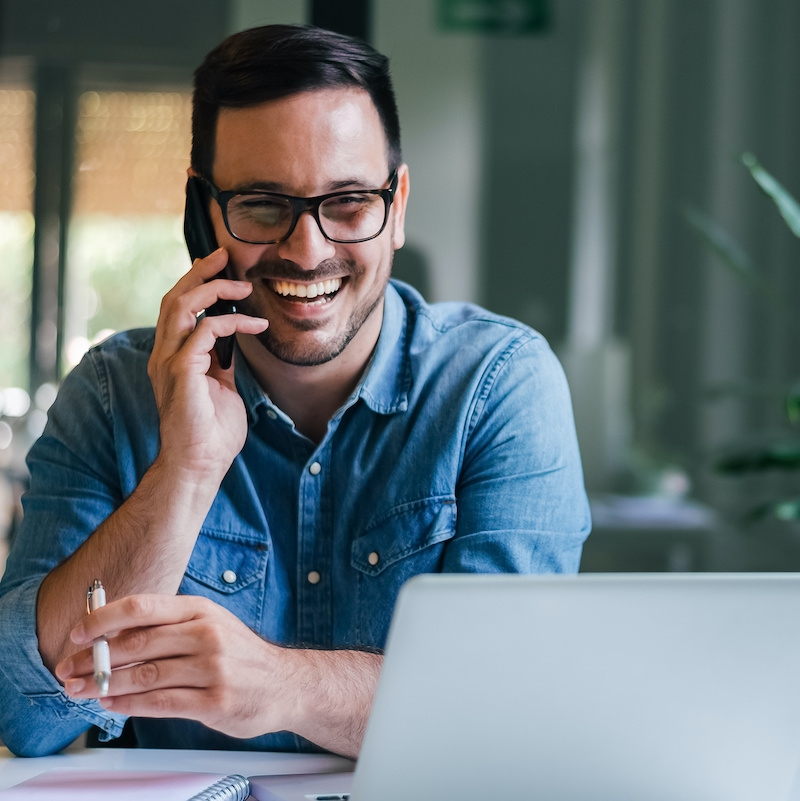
[465,331,540,440]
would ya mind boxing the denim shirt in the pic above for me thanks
[0,280,590,756]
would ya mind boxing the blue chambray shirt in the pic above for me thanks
[0,280,590,756]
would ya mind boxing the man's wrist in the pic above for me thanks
[264,644,381,758]
[149,450,228,514]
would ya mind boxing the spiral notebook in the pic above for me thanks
[2,769,252,800]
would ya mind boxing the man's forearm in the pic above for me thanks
[36,455,220,676]
[280,647,383,758]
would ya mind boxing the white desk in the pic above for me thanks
[0,745,354,792]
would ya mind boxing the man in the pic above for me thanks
[0,25,590,758]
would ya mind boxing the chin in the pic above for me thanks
[252,327,352,367]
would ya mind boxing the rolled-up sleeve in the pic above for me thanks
[0,346,135,756]
[0,579,126,755]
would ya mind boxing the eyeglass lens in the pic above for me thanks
[226,191,388,243]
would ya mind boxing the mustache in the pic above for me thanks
[244,257,357,283]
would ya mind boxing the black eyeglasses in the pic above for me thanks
[199,171,398,245]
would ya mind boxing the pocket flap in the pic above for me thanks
[351,497,456,576]
[183,531,268,594]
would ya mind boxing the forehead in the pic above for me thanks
[213,88,389,190]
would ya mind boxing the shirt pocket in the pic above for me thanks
[350,496,456,646]
[179,529,269,632]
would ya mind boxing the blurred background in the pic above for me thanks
[1,0,800,575]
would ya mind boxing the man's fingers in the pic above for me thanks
[151,246,259,360]
[55,593,276,739]
[156,248,231,320]
[185,279,257,316]
[60,621,203,681]
[71,595,213,645]
[98,686,212,720]
[155,280,257,352]
[187,314,269,360]
[64,652,208,697]
[57,595,227,683]
[177,247,229,287]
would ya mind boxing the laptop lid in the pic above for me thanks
[349,573,800,801]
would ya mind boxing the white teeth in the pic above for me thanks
[272,277,342,298]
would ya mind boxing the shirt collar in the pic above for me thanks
[234,344,273,427]
[358,281,411,415]
[234,280,411,425]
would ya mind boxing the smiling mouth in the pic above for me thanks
[269,277,344,305]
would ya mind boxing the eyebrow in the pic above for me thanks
[229,176,381,195]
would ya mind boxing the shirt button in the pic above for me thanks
[308,571,321,585]
[309,462,322,475]
[222,570,237,584]
[266,409,277,420]
[368,552,380,566]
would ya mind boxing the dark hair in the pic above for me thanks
[191,24,402,179]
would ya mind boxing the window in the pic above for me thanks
[65,89,192,368]
[0,83,35,392]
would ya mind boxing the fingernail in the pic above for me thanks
[100,698,114,710]
[65,677,85,694]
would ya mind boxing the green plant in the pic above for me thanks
[683,153,800,522]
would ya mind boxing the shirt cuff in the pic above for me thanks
[0,579,128,738]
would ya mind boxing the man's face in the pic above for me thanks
[209,88,408,367]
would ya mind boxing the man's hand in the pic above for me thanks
[57,595,285,739]
[36,251,267,675]
[56,594,381,757]
[148,248,269,485]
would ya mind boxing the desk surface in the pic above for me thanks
[0,745,354,791]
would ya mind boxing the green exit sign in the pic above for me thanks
[438,0,550,34]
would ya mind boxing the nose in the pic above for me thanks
[275,209,337,270]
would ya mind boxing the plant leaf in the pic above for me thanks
[681,204,786,311]
[715,442,800,474]
[747,499,800,523]
[787,381,800,424]
[741,152,800,239]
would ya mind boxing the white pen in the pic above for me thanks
[86,579,111,696]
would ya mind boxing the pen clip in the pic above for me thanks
[86,579,104,614]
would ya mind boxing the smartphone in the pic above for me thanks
[183,176,236,369]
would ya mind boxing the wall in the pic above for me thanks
[374,0,483,303]
[5,0,800,568]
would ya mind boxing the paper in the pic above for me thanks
[1,768,242,800]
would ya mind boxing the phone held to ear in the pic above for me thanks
[183,176,236,369]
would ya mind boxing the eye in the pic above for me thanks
[322,193,379,220]
[239,196,284,210]
[331,193,370,207]
[233,195,290,223]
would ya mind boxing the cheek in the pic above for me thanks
[230,245,273,280]
[356,243,393,283]
[208,204,268,278]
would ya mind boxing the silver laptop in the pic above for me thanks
[253,573,800,801]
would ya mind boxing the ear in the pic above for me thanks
[391,163,410,251]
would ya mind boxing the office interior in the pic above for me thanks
[1,0,800,580]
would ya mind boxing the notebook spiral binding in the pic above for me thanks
[187,773,250,801]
